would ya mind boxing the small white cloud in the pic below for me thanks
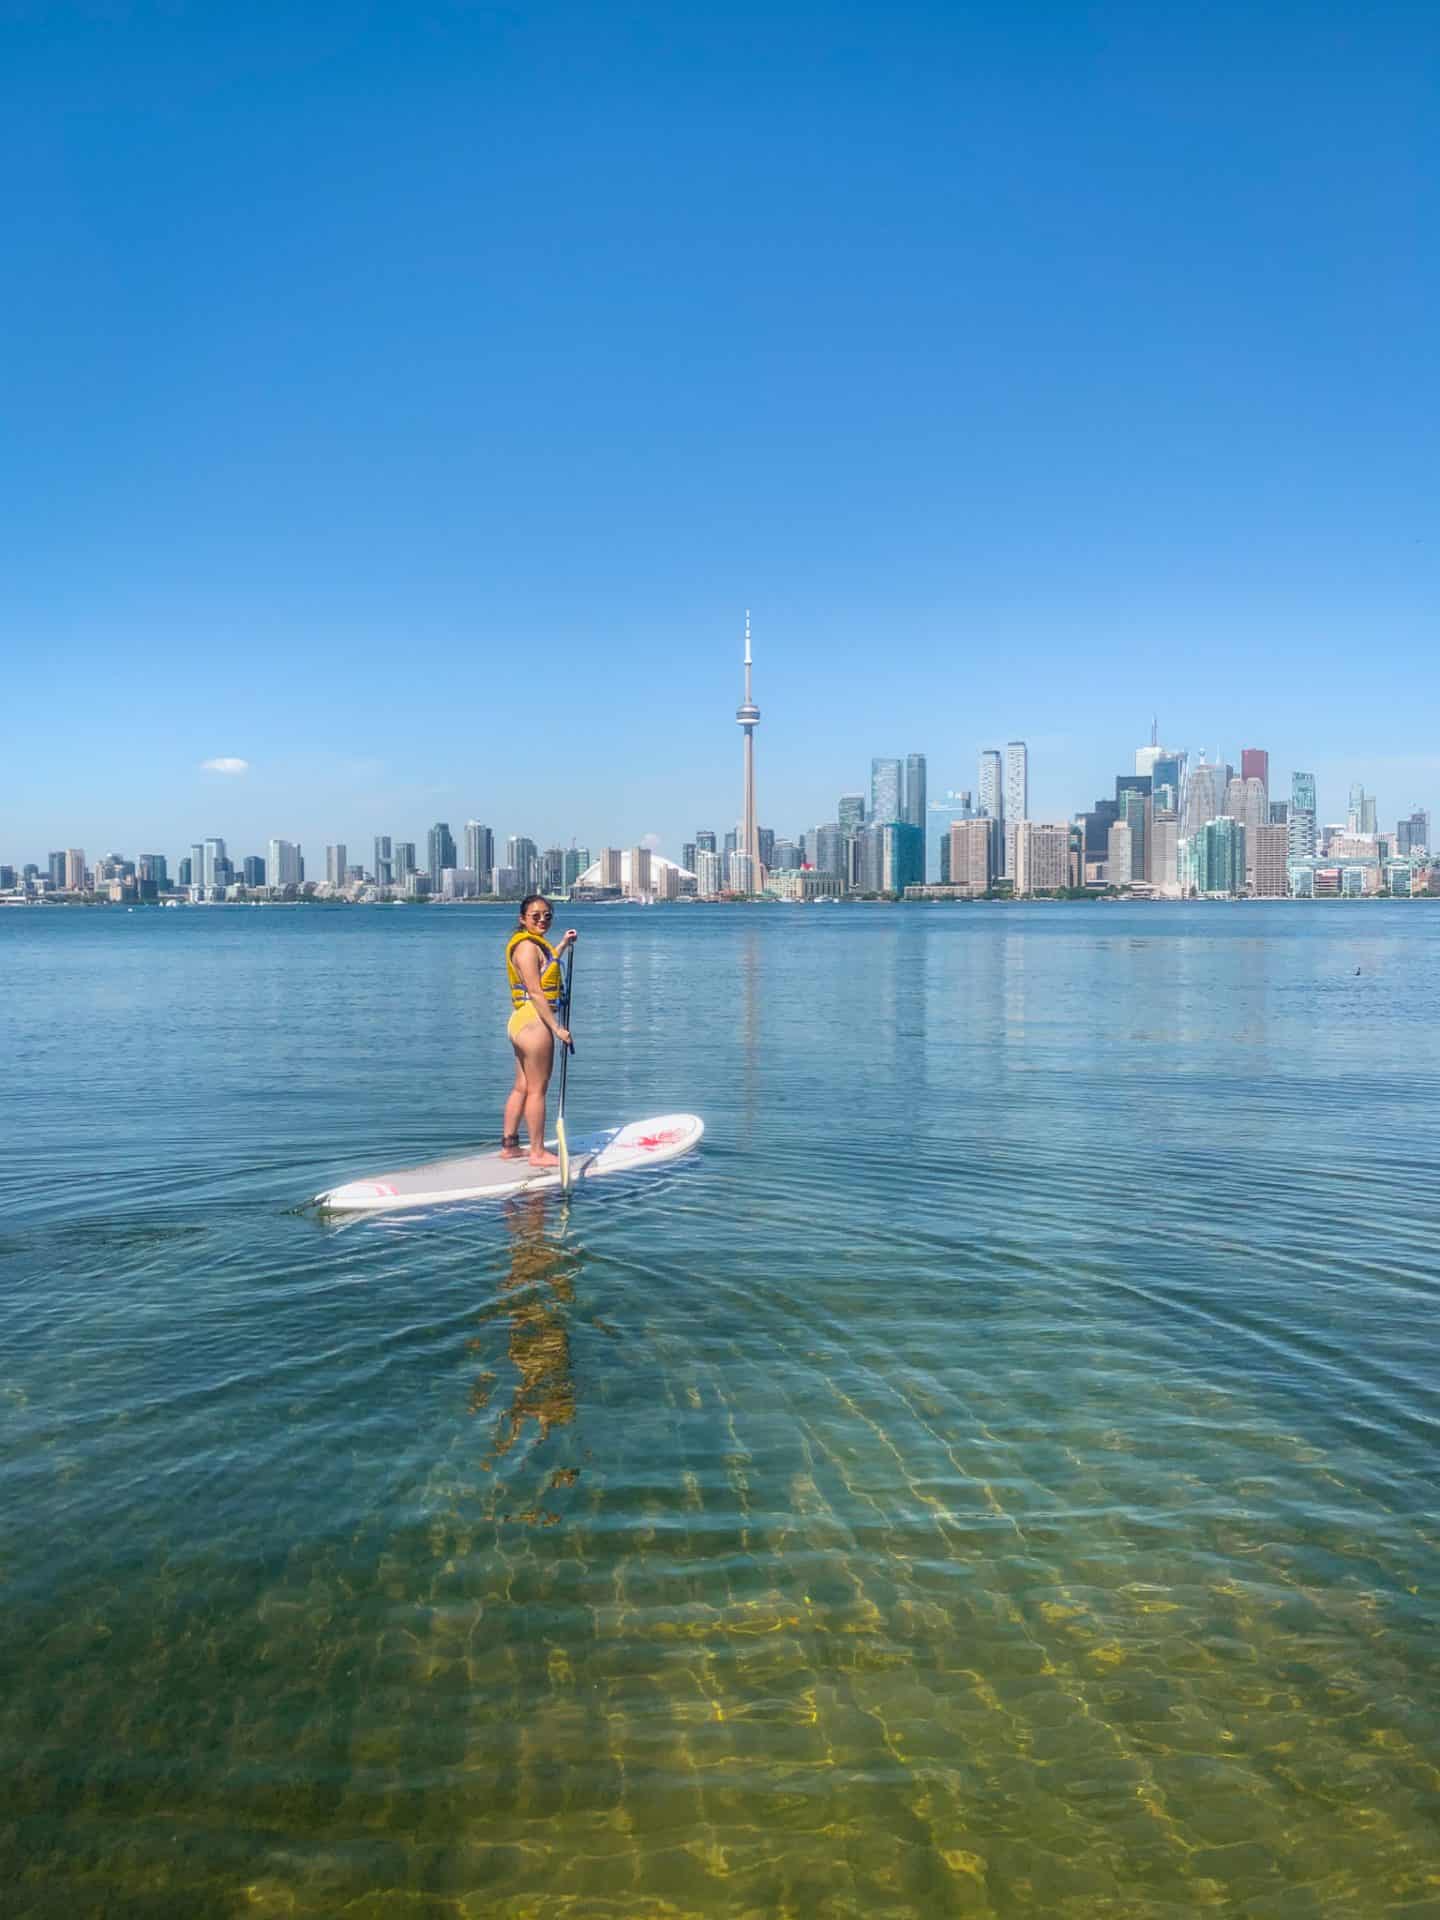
[641,832,663,850]
[201,756,249,775]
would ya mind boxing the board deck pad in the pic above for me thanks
[314,1113,704,1213]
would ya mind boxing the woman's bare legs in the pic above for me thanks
[502,1020,559,1166]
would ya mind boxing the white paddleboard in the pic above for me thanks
[314,1113,704,1213]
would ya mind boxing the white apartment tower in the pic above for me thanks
[1004,741,1028,826]
[1107,821,1133,886]
[977,749,1002,822]
[268,839,303,888]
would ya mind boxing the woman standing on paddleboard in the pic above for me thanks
[500,895,577,1166]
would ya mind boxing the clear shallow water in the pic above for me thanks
[3,902,1439,1918]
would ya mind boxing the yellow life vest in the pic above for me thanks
[505,929,562,1009]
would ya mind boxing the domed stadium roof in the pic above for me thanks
[574,851,695,888]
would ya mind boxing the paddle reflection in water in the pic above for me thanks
[470,1190,584,1525]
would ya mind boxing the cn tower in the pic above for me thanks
[735,609,761,885]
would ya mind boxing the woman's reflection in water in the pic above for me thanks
[470,1190,582,1525]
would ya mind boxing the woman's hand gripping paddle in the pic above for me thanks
[556,946,576,1192]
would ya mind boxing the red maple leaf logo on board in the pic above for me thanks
[636,1128,684,1150]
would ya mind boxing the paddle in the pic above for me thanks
[556,944,576,1191]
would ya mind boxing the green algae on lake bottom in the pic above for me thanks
[2,904,1438,1915]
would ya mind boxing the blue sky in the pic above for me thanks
[5,0,1436,864]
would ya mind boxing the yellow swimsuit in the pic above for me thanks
[505,929,562,1042]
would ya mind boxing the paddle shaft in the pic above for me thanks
[556,946,576,1189]
[557,948,576,1088]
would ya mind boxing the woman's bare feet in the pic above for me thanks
[528,1148,561,1168]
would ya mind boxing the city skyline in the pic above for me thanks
[11,752,1430,869]
[10,717,1431,876]
[8,713,1431,904]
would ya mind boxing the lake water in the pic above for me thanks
[3,903,1438,1918]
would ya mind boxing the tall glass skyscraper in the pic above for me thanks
[506,836,538,891]
[813,823,847,878]
[977,749,1002,821]
[870,758,903,825]
[1289,771,1318,861]
[428,822,456,887]
[463,822,494,889]
[1118,787,1148,882]
[903,754,927,831]
[855,820,922,893]
[1347,783,1377,836]
[837,793,865,833]
[268,839,303,888]
[1193,816,1245,894]
[1397,809,1431,856]
[883,821,925,893]
[1142,749,1186,814]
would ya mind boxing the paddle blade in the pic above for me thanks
[557,1113,571,1192]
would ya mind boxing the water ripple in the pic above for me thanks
[4,904,1440,1915]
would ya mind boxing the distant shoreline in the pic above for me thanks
[4,894,1433,912]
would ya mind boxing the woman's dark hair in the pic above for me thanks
[517,893,551,923]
